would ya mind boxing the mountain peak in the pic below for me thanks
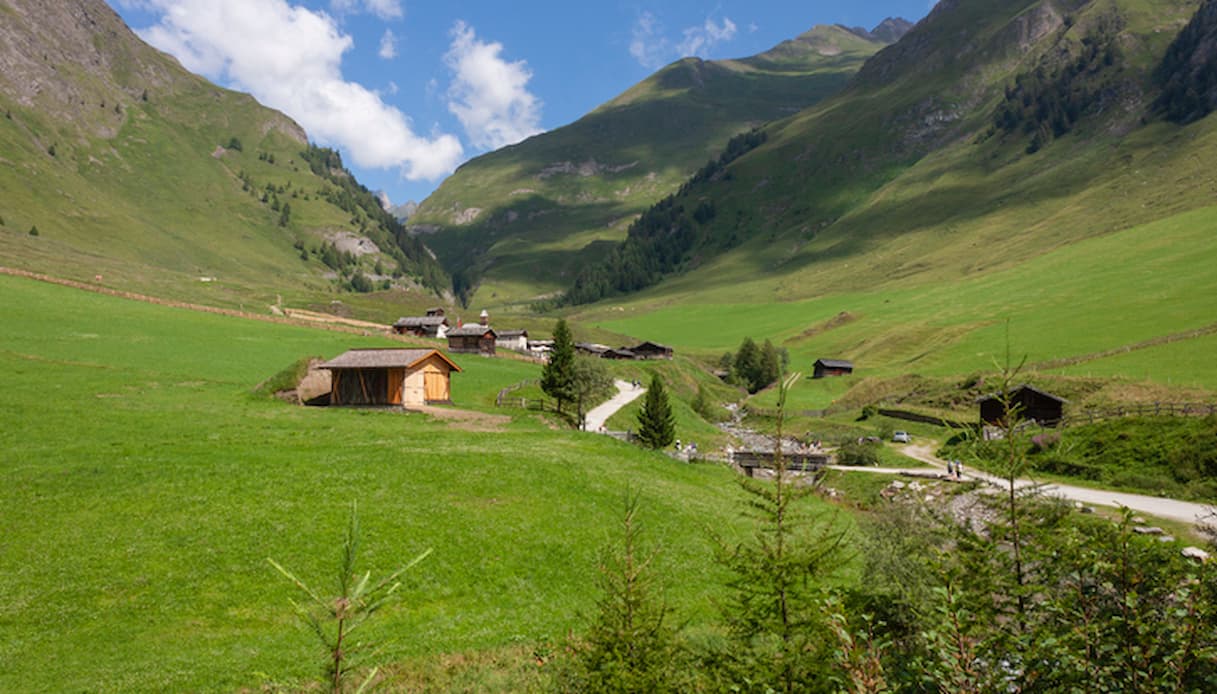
[840,17,915,44]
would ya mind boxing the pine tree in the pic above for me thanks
[541,318,576,415]
[636,375,675,449]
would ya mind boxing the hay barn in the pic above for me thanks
[319,348,461,406]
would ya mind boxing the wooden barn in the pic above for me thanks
[319,349,461,407]
[447,325,497,355]
[392,315,449,338]
[979,385,1066,427]
[631,341,674,360]
[813,358,854,378]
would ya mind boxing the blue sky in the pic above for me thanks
[109,1,933,207]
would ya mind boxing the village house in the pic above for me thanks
[629,341,674,360]
[575,342,611,357]
[447,325,497,355]
[813,358,854,378]
[447,309,499,355]
[392,315,449,338]
[319,348,460,407]
[495,329,529,353]
[979,384,1067,427]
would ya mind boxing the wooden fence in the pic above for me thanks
[1062,402,1217,427]
[495,379,540,407]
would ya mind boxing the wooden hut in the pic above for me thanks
[447,325,497,355]
[979,385,1066,427]
[813,358,854,378]
[392,315,449,338]
[320,349,461,407]
[630,341,674,360]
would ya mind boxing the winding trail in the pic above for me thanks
[900,444,1213,526]
[584,380,646,432]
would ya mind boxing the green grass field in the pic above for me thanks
[0,275,862,691]
[588,205,1217,410]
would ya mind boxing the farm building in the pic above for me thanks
[813,359,854,378]
[602,348,637,360]
[630,341,674,359]
[447,325,497,355]
[392,315,449,338]
[425,307,446,317]
[495,329,529,352]
[576,342,611,357]
[319,348,460,407]
[978,385,1067,427]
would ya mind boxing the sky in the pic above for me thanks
[109,1,934,207]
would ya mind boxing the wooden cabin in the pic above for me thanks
[447,325,497,355]
[979,385,1066,427]
[813,358,854,379]
[392,315,449,338]
[319,349,461,407]
[603,348,637,360]
[631,341,674,360]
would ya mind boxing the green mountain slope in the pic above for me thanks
[563,0,1211,301]
[560,0,1217,395]
[0,0,449,314]
[409,24,898,306]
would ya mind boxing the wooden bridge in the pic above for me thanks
[730,450,830,476]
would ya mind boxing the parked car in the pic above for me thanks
[892,430,911,443]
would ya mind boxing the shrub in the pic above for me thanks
[28,225,39,236]
[837,439,881,467]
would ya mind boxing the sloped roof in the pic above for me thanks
[447,325,497,338]
[320,348,461,371]
[393,316,448,328]
[633,341,672,351]
[497,329,528,338]
[978,384,1067,404]
[814,358,854,369]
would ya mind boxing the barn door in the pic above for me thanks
[424,367,448,402]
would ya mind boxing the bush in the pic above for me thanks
[28,225,39,236]
[837,439,881,467]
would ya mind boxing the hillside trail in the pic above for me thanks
[584,380,646,432]
[901,443,1213,526]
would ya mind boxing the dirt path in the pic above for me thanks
[900,444,1213,526]
[584,380,646,432]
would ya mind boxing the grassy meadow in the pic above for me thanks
[585,204,1217,412]
[0,275,852,692]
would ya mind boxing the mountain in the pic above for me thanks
[561,0,1217,308]
[409,23,904,306]
[0,0,449,313]
[844,17,915,43]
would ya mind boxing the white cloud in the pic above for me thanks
[443,21,542,151]
[134,0,462,181]
[378,28,397,59]
[676,17,738,59]
[629,12,739,68]
[629,11,668,70]
[330,0,403,20]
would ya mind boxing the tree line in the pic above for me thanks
[299,145,450,294]
[1153,0,1217,124]
[990,13,1127,154]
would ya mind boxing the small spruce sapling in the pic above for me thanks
[268,502,431,693]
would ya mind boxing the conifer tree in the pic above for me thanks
[541,318,576,415]
[636,374,675,449]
